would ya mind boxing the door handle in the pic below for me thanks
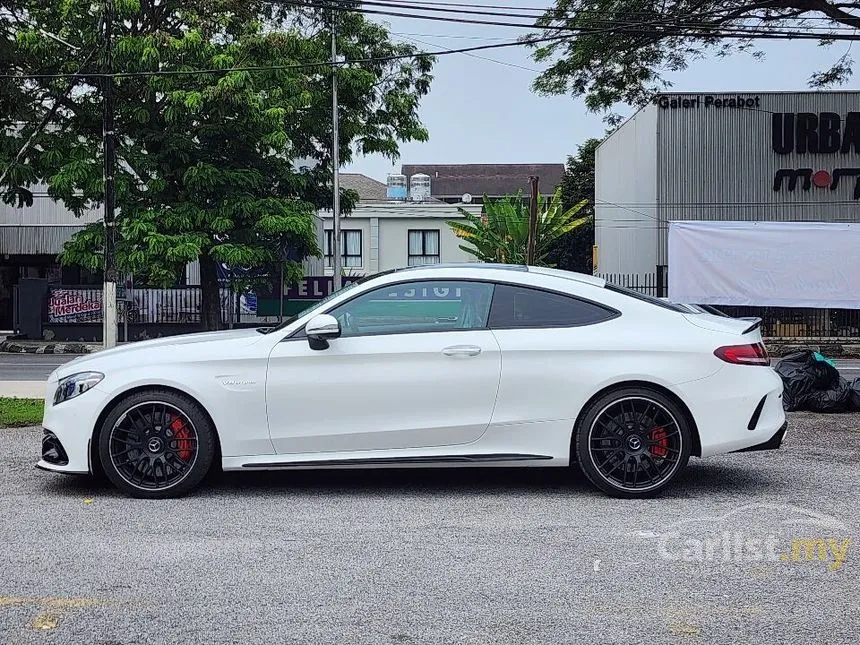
[442,345,482,357]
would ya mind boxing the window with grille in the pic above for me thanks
[324,230,362,268]
[407,230,441,266]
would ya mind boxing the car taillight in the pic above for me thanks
[714,343,771,366]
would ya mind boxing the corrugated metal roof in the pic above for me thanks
[0,225,84,254]
[400,164,565,197]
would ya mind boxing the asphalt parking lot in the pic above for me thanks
[1,413,858,644]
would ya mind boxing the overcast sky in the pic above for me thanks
[344,2,855,182]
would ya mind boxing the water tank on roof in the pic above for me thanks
[386,174,407,201]
[409,173,431,202]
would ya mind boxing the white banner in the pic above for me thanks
[668,221,860,308]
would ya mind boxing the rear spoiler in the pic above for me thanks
[739,317,762,334]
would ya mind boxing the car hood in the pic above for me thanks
[53,328,265,379]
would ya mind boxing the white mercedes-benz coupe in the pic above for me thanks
[38,264,786,499]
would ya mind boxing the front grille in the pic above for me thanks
[42,430,69,466]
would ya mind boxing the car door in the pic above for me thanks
[265,279,501,455]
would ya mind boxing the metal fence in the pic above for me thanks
[47,286,243,324]
[596,272,860,338]
[596,272,664,298]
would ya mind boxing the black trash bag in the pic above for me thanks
[774,350,841,412]
[804,377,852,413]
[849,378,860,412]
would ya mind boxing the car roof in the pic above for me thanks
[395,263,528,273]
[392,263,606,288]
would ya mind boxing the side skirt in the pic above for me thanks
[240,453,554,469]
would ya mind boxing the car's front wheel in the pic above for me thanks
[98,389,216,499]
[575,387,692,498]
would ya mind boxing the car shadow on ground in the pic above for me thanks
[35,457,777,500]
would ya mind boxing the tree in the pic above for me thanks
[448,188,588,266]
[1,0,433,329]
[529,1,860,119]
[545,138,600,274]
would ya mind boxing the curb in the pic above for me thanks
[0,341,97,355]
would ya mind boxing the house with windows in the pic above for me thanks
[318,165,568,276]
[318,200,482,276]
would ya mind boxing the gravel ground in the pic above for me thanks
[1,413,859,644]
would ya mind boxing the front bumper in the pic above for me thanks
[35,382,110,475]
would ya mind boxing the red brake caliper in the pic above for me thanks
[649,427,668,458]
[170,417,193,461]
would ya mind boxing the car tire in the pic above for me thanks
[98,389,216,499]
[574,386,692,498]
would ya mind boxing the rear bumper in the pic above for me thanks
[731,420,788,453]
[676,365,786,457]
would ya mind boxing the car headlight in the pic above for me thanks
[53,372,104,405]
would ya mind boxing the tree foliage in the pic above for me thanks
[545,137,600,273]
[448,188,588,266]
[1,0,433,328]
[530,0,860,120]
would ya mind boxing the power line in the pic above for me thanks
[1,3,857,81]
[391,31,512,40]
[395,33,540,72]
[274,0,860,37]
[0,33,570,80]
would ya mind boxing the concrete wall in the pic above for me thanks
[594,104,658,277]
[377,217,473,271]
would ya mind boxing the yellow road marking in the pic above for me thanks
[0,597,102,608]
[30,613,59,630]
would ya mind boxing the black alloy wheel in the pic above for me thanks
[99,390,215,499]
[575,387,691,498]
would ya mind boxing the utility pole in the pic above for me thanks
[330,1,342,292]
[101,0,118,348]
[526,175,539,265]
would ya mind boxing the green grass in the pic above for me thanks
[0,398,44,427]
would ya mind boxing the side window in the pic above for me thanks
[489,284,617,329]
[328,281,495,337]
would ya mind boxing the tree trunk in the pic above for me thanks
[199,255,223,331]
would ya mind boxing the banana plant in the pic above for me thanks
[447,187,588,266]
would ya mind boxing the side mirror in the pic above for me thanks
[305,314,341,350]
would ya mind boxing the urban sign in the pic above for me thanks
[772,112,860,154]
[772,112,860,199]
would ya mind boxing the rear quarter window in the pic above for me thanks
[604,283,689,313]
[489,284,619,329]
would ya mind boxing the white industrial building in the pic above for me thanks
[594,90,860,284]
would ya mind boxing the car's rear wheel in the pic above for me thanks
[98,390,215,499]
[575,387,691,498]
